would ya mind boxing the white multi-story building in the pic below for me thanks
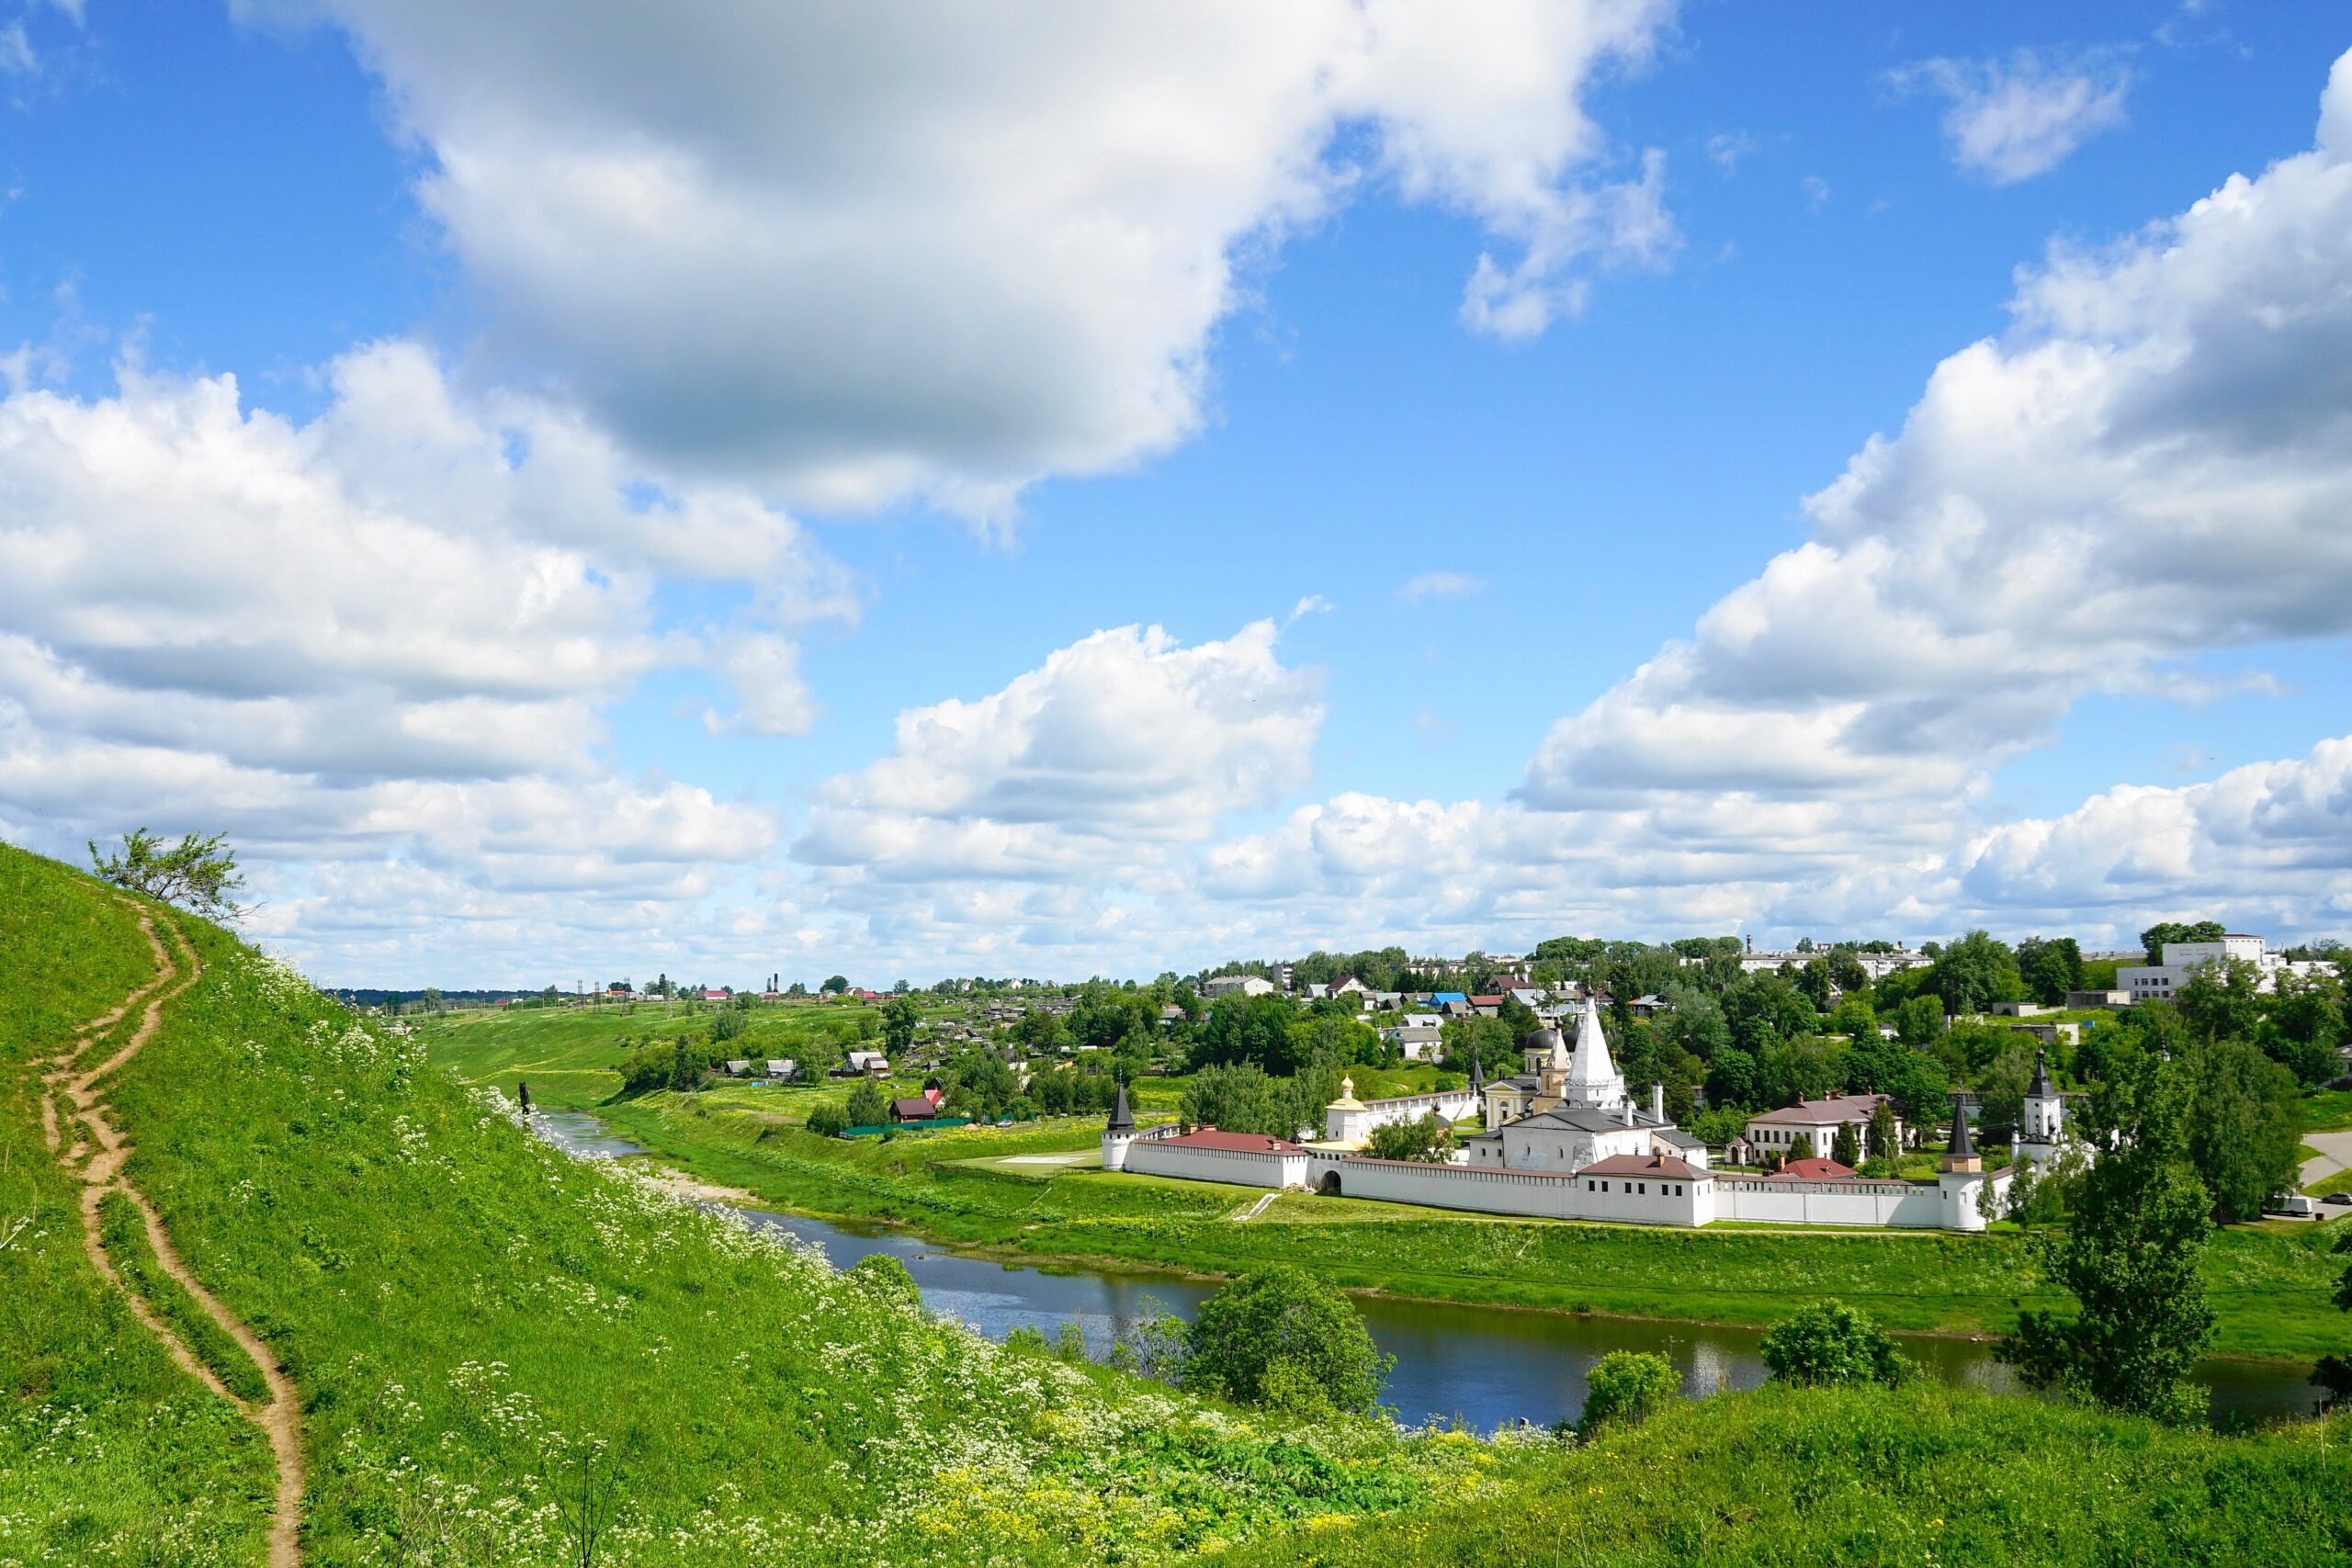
[1202,973,1277,998]
[2117,933,2320,1001]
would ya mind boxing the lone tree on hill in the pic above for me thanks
[1998,1047,2216,1425]
[89,829,246,920]
[820,975,850,995]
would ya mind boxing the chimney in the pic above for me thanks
[1651,1083,1665,1122]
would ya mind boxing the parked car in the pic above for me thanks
[2324,1192,2351,1207]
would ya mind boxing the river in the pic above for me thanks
[532,1111,2321,1430]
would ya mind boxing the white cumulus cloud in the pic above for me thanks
[266,0,1677,515]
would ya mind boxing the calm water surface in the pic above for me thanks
[531,1111,2320,1429]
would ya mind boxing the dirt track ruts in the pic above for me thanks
[43,906,305,1567]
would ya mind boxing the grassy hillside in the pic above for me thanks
[0,847,279,1564]
[0,845,1502,1564]
[584,1087,2352,1360]
[1212,1381,2352,1568]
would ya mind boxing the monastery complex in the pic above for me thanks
[1103,1002,2075,1232]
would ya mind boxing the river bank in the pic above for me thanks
[533,1111,2330,1427]
[579,1093,2352,1366]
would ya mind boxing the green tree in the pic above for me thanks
[1895,994,1946,1047]
[2182,1034,2301,1223]
[1364,1112,1453,1163]
[1179,1062,1299,1139]
[803,1102,847,1138]
[820,975,850,995]
[845,1080,888,1128]
[666,1040,703,1092]
[2017,936,2085,1006]
[1868,1099,1900,1163]
[709,1007,747,1044]
[881,996,922,1055]
[1787,1132,1816,1163]
[1577,1351,1681,1435]
[2140,919,2225,964]
[1829,1122,1860,1168]
[1930,931,2027,1016]
[1760,1300,1912,1386]
[87,828,246,919]
[1999,1051,2215,1425]
[1183,1269,1390,1416]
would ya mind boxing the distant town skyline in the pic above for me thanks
[3,4,2349,986]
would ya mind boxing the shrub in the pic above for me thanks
[1183,1268,1391,1416]
[846,1080,889,1127]
[1577,1351,1681,1435]
[848,1253,921,1306]
[1365,1111,1454,1163]
[1761,1300,1912,1387]
[804,1101,847,1138]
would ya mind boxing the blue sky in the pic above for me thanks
[3,1,2349,985]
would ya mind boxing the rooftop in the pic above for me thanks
[1581,1153,1709,1181]
[1764,1157,1860,1182]
[1747,1093,1891,1125]
[1160,1129,1306,1155]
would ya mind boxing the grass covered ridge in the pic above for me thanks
[4,844,1509,1565]
[1212,1380,2352,1567]
[0,846,278,1564]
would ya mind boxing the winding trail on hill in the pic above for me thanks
[42,906,306,1568]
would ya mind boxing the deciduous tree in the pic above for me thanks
[1760,1300,1911,1386]
[1999,1051,2215,1425]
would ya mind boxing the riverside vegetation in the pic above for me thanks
[535,1081,2352,1362]
[7,838,2352,1565]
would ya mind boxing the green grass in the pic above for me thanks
[2299,1089,2352,1132]
[418,997,903,1108]
[0,845,280,1566]
[5,847,1523,1565]
[1209,1382,2352,1568]
[96,1189,271,1404]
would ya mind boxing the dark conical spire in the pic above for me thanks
[1947,1096,1976,1158]
[2027,1046,2053,1100]
[1468,1049,1485,1093]
[1106,1077,1135,1134]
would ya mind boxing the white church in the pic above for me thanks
[1105,1000,2053,1232]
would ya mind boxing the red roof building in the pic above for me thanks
[1159,1129,1306,1155]
[1763,1157,1860,1182]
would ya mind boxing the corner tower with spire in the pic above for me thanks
[1101,1077,1138,1172]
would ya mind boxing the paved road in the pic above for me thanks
[2303,1127,2352,1190]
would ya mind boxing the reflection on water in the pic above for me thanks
[532,1112,2322,1430]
